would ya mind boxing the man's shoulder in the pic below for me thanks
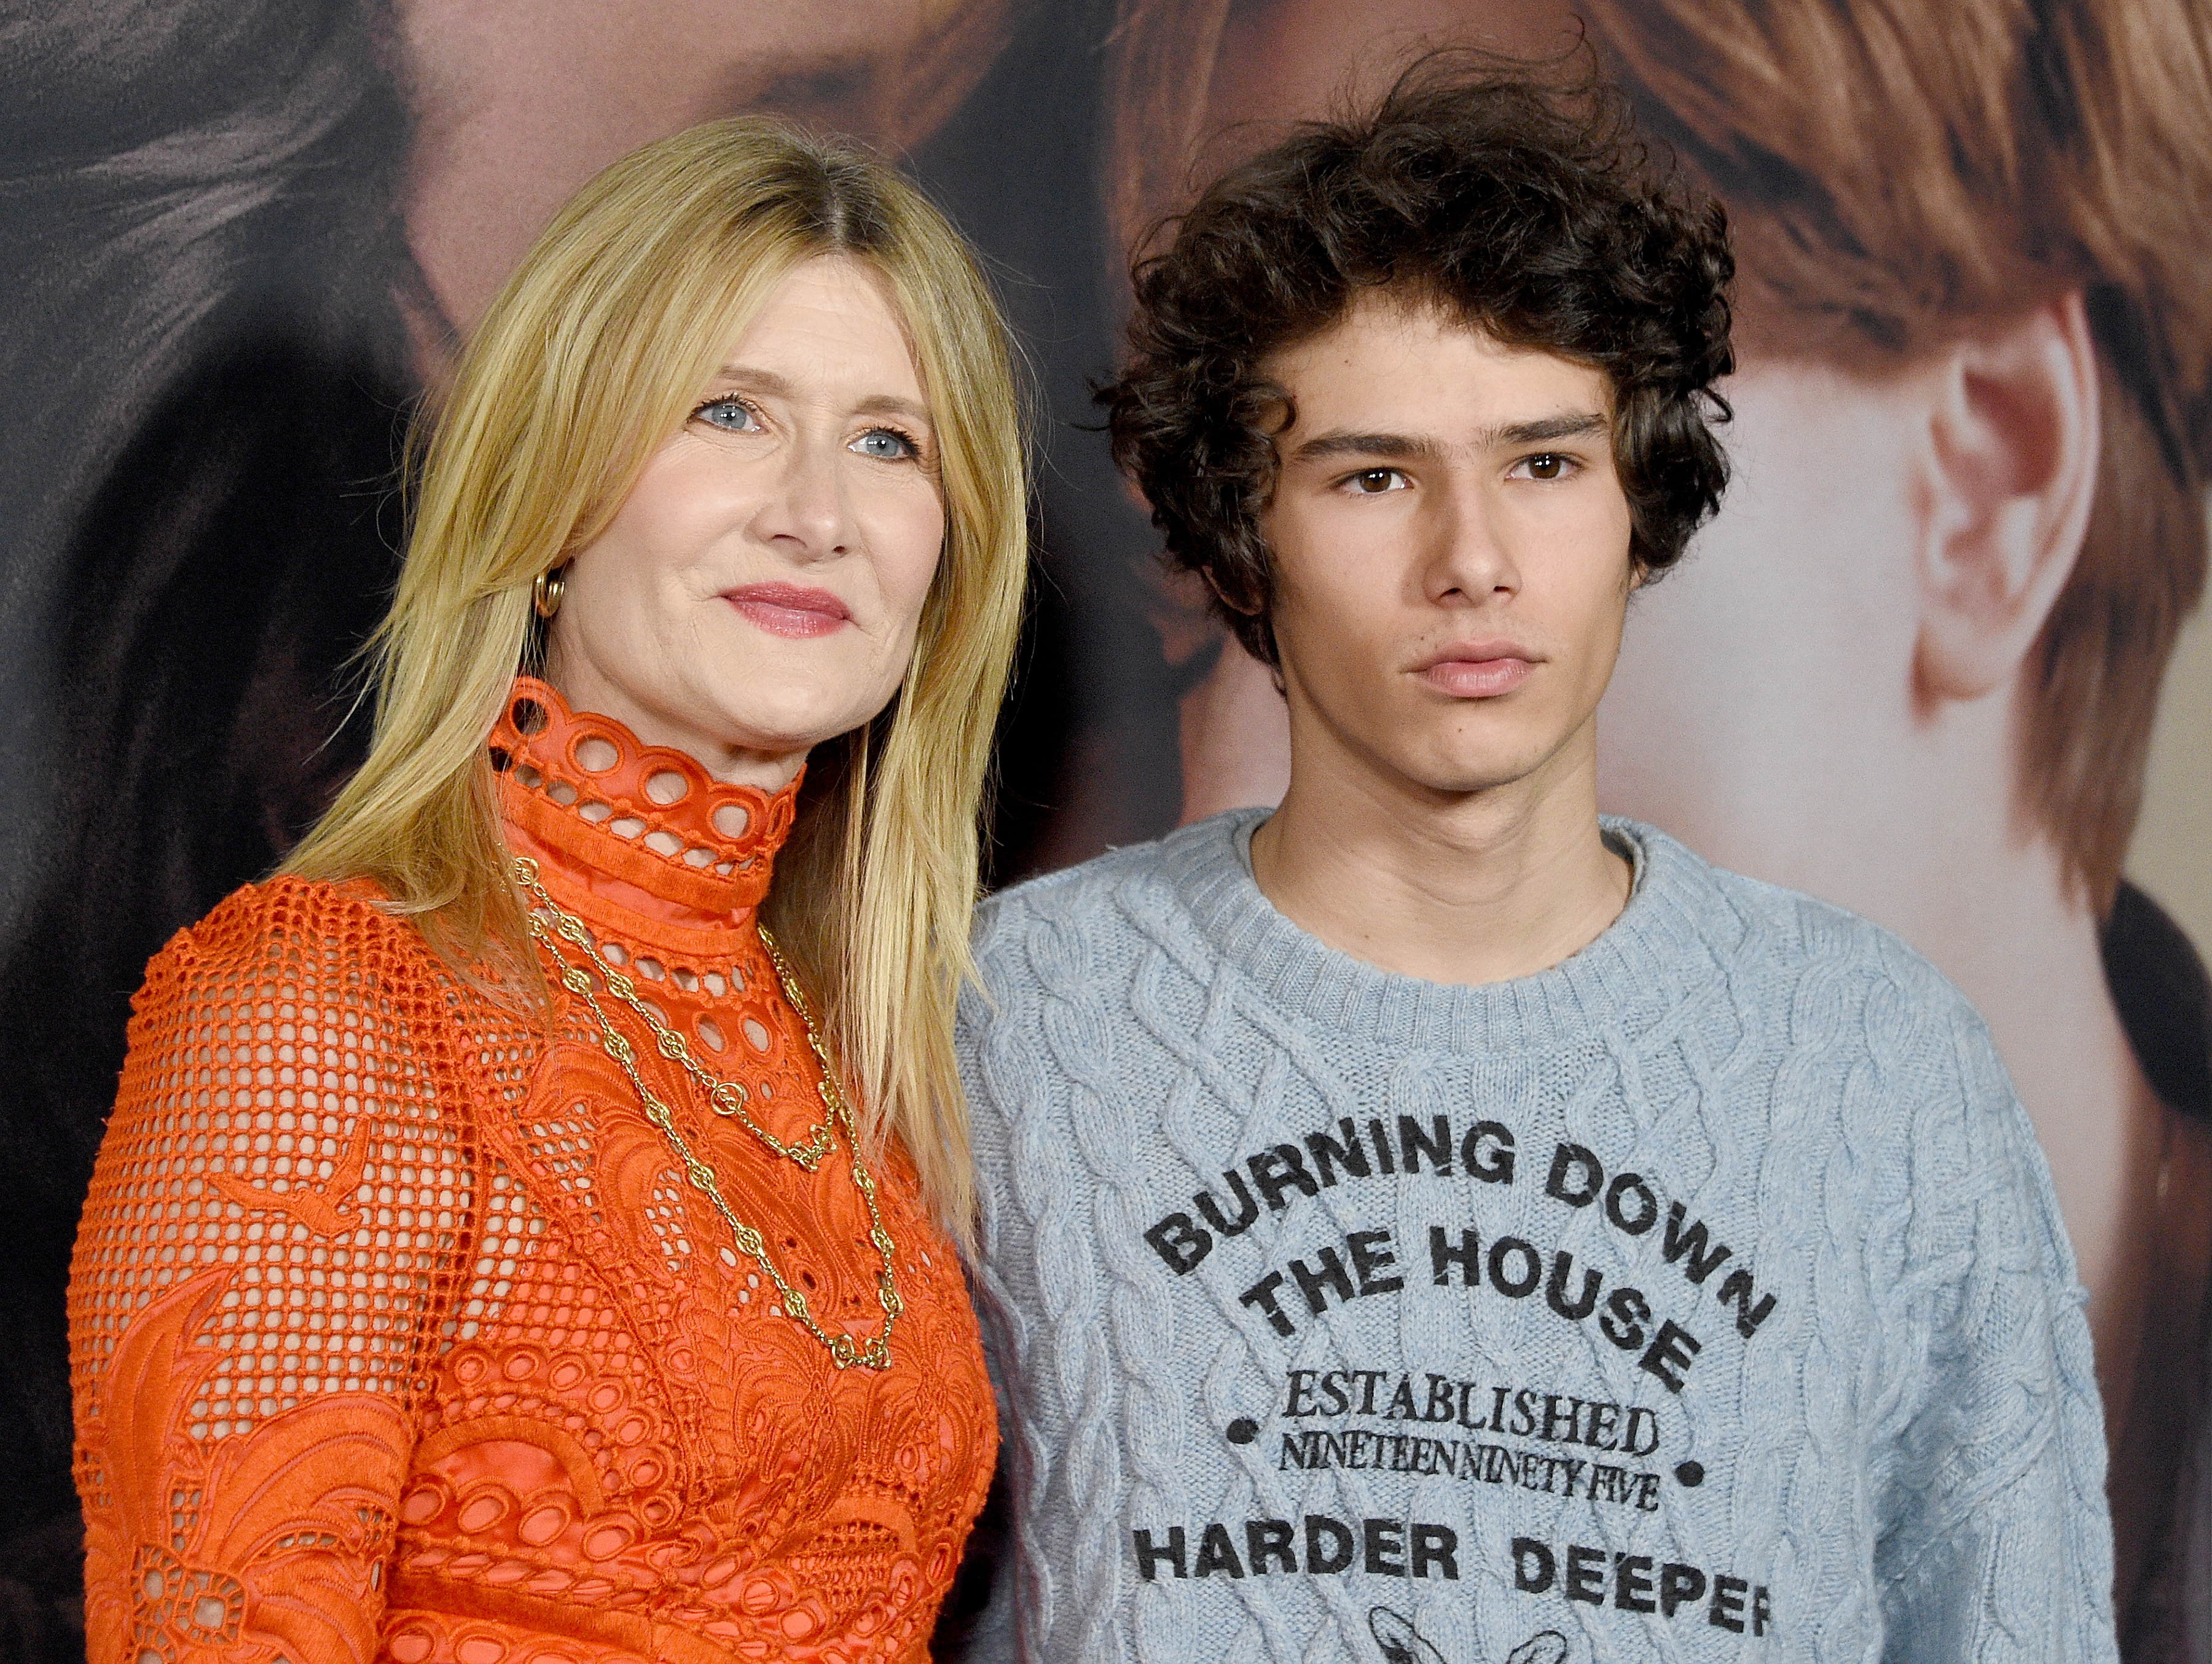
[971,812,1255,970]
[973,838,1172,938]
[1631,820,1984,1037]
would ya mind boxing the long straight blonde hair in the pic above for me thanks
[285,118,1028,1246]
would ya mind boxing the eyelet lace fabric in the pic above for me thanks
[69,677,996,1664]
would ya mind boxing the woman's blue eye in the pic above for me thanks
[696,398,759,433]
[853,428,916,460]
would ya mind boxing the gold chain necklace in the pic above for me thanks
[514,855,899,1370]
[514,861,836,1168]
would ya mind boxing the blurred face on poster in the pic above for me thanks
[396,0,1011,352]
[1111,0,2212,1617]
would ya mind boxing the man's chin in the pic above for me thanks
[1384,755,1557,804]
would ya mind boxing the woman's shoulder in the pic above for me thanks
[138,873,461,1029]
[117,876,539,1167]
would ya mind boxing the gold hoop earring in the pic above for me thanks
[533,566,567,619]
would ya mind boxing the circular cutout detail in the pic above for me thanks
[511,699,547,736]
[574,736,619,773]
[740,1577,781,1615]
[645,769,689,805]
[457,1489,513,1533]
[399,1482,448,1525]
[519,1504,570,1546]
[581,1523,633,1560]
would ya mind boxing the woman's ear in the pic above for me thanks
[1914,293,2100,704]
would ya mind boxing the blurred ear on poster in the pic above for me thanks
[1914,297,2101,706]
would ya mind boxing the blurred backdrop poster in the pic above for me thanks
[1,2,2207,1660]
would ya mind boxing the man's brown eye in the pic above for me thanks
[1355,469,1396,493]
[1527,454,1563,479]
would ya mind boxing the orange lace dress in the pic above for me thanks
[66,678,997,1664]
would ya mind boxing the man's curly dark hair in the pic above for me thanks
[1102,59,1736,669]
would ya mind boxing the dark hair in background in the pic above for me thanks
[0,4,418,1656]
[1100,59,1735,669]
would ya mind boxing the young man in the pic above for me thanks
[1105,9,2212,1625]
[955,69,2117,1664]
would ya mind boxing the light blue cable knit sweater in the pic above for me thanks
[954,811,2116,1664]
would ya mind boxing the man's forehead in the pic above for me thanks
[1267,296,1614,439]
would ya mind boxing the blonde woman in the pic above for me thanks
[65,118,1024,1664]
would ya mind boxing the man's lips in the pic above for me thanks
[722,582,853,639]
[1414,641,1538,698]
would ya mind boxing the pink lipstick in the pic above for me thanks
[723,581,853,639]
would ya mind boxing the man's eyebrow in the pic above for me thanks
[708,366,932,428]
[1288,411,1609,465]
[1478,411,1610,447]
[1290,430,1447,464]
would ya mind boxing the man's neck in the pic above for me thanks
[1247,727,1630,987]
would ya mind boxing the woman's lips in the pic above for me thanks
[1418,648,1536,697]
[723,582,853,639]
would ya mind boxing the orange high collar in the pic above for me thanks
[491,677,804,949]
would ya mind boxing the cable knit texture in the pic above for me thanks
[955,810,2115,1664]
[68,678,995,1664]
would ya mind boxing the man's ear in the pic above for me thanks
[1914,293,2100,704]
[1201,564,1266,619]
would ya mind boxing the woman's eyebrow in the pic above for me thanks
[853,393,933,427]
[708,365,931,428]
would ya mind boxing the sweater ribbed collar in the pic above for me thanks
[1164,809,1743,1057]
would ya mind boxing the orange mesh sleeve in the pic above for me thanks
[69,881,484,1664]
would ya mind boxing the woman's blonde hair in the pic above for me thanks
[284,117,1028,1246]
